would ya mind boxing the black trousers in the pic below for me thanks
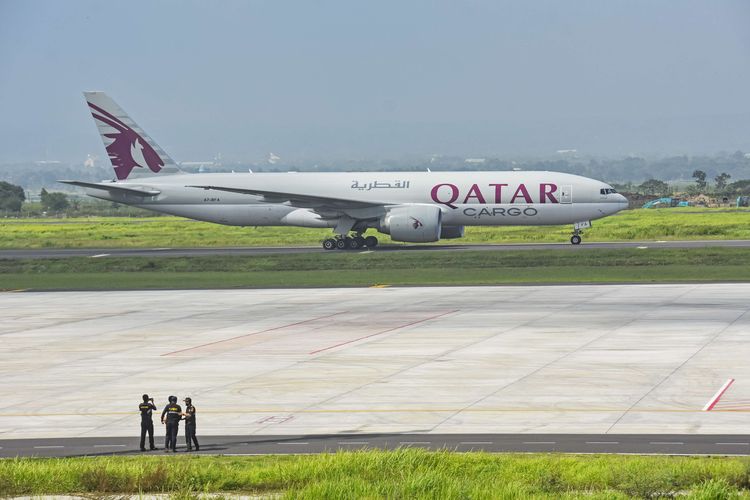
[185,423,199,450]
[165,421,179,451]
[140,420,154,449]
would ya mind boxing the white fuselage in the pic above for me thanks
[83,171,628,230]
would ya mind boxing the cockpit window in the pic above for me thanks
[600,188,617,195]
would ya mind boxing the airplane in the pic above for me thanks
[61,92,629,250]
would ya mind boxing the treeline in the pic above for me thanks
[0,163,112,194]
[0,182,156,217]
[551,153,750,184]
[615,171,750,197]
[244,152,750,182]
[2,152,750,191]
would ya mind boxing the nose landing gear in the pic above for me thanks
[570,220,591,245]
[322,234,379,250]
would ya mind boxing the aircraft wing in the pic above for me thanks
[59,180,161,196]
[186,184,383,209]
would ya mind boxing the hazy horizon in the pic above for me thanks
[2,0,749,164]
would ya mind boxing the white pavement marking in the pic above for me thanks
[586,441,620,444]
[637,246,648,249]
[279,442,309,445]
[649,442,684,445]
[459,441,493,445]
[93,444,126,448]
[523,441,556,444]
[337,441,370,445]
[90,254,110,258]
[716,442,750,446]
[33,445,64,449]
[400,441,431,445]
[703,378,736,411]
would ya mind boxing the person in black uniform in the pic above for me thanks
[183,397,199,451]
[138,394,157,451]
[161,395,182,452]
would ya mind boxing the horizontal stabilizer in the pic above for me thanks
[58,180,161,196]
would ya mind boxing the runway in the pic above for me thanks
[2,239,750,259]
[1,284,748,454]
[2,434,749,457]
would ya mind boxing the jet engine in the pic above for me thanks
[378,205,442,243]
[440,225,465,239]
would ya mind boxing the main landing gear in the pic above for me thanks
[322,234,378,250]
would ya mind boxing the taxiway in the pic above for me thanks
[1,284,748,453]
[1,239,750,259]
[2,433,749,458]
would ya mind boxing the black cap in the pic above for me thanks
[169,395,177,403]
[184,397,192,403]
[142,394,149,402]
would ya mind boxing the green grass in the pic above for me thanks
[2,248,749,290]
[2,207,750,249]
[2,451,750,498]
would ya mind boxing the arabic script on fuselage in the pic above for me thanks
[351,180,411,191]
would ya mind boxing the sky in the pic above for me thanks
[1,0,750,163]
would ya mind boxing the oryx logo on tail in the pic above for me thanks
[87,101,164,180]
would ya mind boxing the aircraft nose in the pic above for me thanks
[614,193,629,209]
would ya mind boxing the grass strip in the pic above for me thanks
[1,451,750,498]
[2,207,750,249]
[1,248,749,289]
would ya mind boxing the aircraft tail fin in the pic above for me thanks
[83,91,180,180]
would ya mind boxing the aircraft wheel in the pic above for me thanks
[364,236,378,248]
[570,235,582,245]
[335,238,348,250]
[323,239,337,250]
[348,237,361,250]
[354,236,366,248]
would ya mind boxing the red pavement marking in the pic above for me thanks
[162,312,346,356]
[309,309,460,355]
[256,415,294,424]
[703,378,735,412]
